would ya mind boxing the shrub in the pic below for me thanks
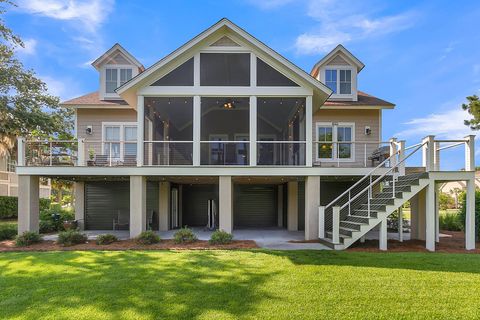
[209,229,233,245]
[459,190,480,240]
[96,234,118,245]
[0,197,50,219]
[173,227,197,244]
[57,230,87,246]
[15,231,41,247]
[0,224,17,240]
[39,220,57,234]
[136,230,160,245]
[439,212,463,231]
[439,193,456,210]
[40,206,75,233]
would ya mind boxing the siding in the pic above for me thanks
[326,53,350,66]
[312,109,381,167]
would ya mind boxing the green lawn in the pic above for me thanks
[1,251,480,319]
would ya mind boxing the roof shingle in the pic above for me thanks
[61,92,129,106]
[323,91,394,107]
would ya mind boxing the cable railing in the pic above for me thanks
[257,141,306,166]
[144,141,193,166]
[24,140,78,167]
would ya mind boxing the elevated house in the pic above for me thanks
[16,19,476,250]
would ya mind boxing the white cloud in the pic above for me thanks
[395,109,475,139]
[18,0,114,33]
[16,38,37,55]
[291,0,418,54]
[40,75,81,100]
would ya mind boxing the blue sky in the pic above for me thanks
[5,0,480,169]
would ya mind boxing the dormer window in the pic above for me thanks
[325,69,352,95]
[105,67,133,94]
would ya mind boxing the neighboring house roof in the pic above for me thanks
[116,18,332,101]
[310,44,365,78]
[322,91,395,108]
[91,43,145,71]
[60,91,128,107]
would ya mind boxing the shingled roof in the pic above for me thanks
[61,92,128,106]
[323,91,395,108]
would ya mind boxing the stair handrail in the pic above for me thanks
[338,142,426,211]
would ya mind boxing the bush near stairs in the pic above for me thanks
[459,190,480,240]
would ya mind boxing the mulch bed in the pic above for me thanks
[348,231,480,253]
[0,239,258,252]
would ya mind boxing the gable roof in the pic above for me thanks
[310,44,365,78]
[60,91,128,107]
[92,43,145,71]
[116,18,332,99]
[323,91,395,109]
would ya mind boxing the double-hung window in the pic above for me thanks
[103,123,138,161]
[316,122,354,161]
[324,69,353,95]
[325,69,337,93]
[105,67,133,94]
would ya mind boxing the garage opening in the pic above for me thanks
[234,184,278,228]
[181,184,218,227]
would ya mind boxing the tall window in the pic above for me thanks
[105,67,133,93]
[339,70,352,94]
[103,123,137,160]
[316,123,354,161]
[325,69,337,93]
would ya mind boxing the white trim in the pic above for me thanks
[92,43,144,70]
[193,96,201,166]
[249,96,257,166]
[315,122,356,162]
[102,65,137,100]
[101,121,138,161]
[305,95,313,167]
[320,105,394,110]
[311,44,365,75]
[320,65,357,101]
[138,86,312,96]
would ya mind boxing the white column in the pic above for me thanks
[136,96,144,166]
[379,218,387,251]
[193,53,200,86]
[193,96,201,166]
[398,140,406,176]
[465,178,476,250]
[287,181,298,231]
[435,183,440,242]
[389,138,398,167]
[219,176,233,233]
[425,180,436,251]
[398,206,403,242]
[130,176,147,238]
[304,175,320,240]
[74,181,85,230]
[422,135,435,172]
[332,206,340,244]
[17,137,25,166]
[433,141,441,171]
[159,181,170,231]
[277,185,283,227]
[305,96,313,167]
[318,206,325,238]
[249,96,257,166]
[77,138,85,166]
[18,175,40,234]
[465,135,475,171]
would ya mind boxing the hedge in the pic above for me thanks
[0,196,51,219]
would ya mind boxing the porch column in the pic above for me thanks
[305,96,313,167]
[287,181,298,231]
[304,175,320,240]
[465,178,476,250]
[74,181,85,230]
[425,180,436,251]
[159,181,170,231]
[435,183,440,243]
[136,96,144,166]
[130,176,147,238]
[18,175,40,234]
[219,176,233,233]
[379,218,387,251]
[410,189,426,240]
[193,96,201,166]
[249,96,257,166]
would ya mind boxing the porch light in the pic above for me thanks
[223,101,235,109]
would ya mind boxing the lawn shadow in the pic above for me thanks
[0,250,279,319]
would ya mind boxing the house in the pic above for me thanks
[15,19,476,251]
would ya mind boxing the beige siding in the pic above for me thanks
[326,53,350,66]
[105,52,131,65]
[312,109,382,167]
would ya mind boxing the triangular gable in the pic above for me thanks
[310,44,364,78]
[92,43,144,71]
[210,36,240,47]
[117,18,332,99]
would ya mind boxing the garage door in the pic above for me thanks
[182,184,217,227]
[85,181,130,230]
[234,185,277,228]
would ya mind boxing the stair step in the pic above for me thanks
[359,203,386,211]
[340,221,364,231]
[345,215,371,223]
[383,185,411,193]
[325,232,350,243]
[351,210,379,218]
[318,238,344,250]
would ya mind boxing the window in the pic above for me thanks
[103,123,138,161]
[339,70,351,94]
[325,69,353,95]
[105,67,133,94]
[200,53,250,86]
[151,58,194,86]
[325,69,337,93]
[316,123,354,161]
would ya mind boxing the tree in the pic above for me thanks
[462,95,480,130]
[0,0,73,157]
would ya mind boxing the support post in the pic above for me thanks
[136,96,144,166]
[287,181,298,231]
[398,206,403,242]
[159,181,170,231]
[422,135,435,172]
[249,96,257,166]
[389,137,398,168]
[18,175,40,234]
[304,176,320,240]
[77,138,85,166]
[74,181,85,230]
[465,178,476,250]
[219,176,233,233]
[318,206,325,238]
[379,218,388,250]
[332,206,340,244]
[193,96,201,166]
[398,140,406,176]
[425,180,436,251]
[433,141,441,171]
[305,95,313,167]
[465,135,475,171]
[130,176,146,238]
[17,137,25,166]
[435,183,440,243]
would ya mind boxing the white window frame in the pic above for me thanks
[315,122,355,162]
[319,65,356,100]
[101,65,136,99]
[102,122,138,161]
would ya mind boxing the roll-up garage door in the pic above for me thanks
[234,185,277,228]
[182,184,217,227]
[85,181,129,230]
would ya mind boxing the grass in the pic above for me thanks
[1,250,480,319]
[0,219,17,227]
[401,208,459,221]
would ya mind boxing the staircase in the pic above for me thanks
[318,142,430,250]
